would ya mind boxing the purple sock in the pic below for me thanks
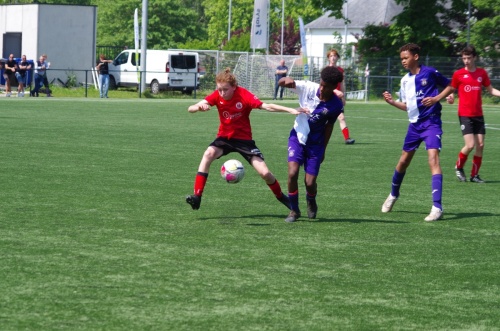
[391,170,406,198]
[289,191,300,213]
[432,174,443,210]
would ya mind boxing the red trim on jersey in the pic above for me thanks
[205,86,263,140]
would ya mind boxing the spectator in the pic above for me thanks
[273,59,288,100]
[96,54,113,98]
[31,55,47,97]
[3,54,17,97]
[41,54,51,97]
[15,55,31,97]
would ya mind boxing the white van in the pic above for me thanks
[108,50,200,94]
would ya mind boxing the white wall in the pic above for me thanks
[306,27,363,63]
[1,4,96,85]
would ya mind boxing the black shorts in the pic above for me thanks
[209,137,264,163]
[459,116,486,135]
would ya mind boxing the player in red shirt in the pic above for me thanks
[448,46,500,183]
[186,68,306,211]
[326,49,355,144]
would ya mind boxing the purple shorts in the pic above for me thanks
[403,119,443,152]
[288,136,324,176]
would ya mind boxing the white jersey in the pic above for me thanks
[291,80,320,111]
[290,80,320,144]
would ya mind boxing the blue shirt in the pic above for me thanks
[399,65,450,123]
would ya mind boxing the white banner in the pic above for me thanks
[250,0,268,49]
[134,8,139,52]
[134,8,140,82]
[298,17,308,77]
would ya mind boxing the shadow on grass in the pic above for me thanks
[198,214,408,225]
[198,211,497,224]
[312,218,408,224]
[442,212,498,221]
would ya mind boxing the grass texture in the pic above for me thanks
[1,98,499,330]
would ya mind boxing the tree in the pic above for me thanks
[269,17,300,55]
[201,0,323,51]
[457,0,500,59]
[93,0,207,49]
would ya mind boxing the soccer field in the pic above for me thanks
[1,98,499,330]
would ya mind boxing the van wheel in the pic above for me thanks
[150,79,160,94]
[109,76,117,90]
[182,89,193,95]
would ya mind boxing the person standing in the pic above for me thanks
[96,54,113,98]
[31,55,47,97]
[273,59,288,100]
[326,49,355,144]
[278,66,344,222]
[185,68,305,212]
[381,43,451,222]
[15,55,31,97]
[41,54,52,97]
[3,54,17,97]
[446,46,500,183]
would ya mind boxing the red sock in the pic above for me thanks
[342,127,350,140]
[456,152,468,169]
[194,172,208,196]
[267,179,283,198]
[471,156,482,177]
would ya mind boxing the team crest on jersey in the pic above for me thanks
[420,78,428,86]
[236,102,243,109]
[478,77,483,83]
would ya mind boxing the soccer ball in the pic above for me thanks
[221,159,245,183]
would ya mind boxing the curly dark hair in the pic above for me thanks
[320,66,343,86]
[399,43,420,55]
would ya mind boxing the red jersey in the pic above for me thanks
[205,86,263,140]
[450,67,491,117]
[336,66,344,91]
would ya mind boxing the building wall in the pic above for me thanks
[1,4,96,85]
[37,5,97,85]
[306,27,363,63]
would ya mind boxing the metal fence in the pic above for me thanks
[6,49,499,100]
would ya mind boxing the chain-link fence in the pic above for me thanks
[12,48,498,100]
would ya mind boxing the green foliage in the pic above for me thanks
[93,0,207,49]
[269,17,301,55]
[64,71,77,88]
[201,0,323,51]
[310,0,345,20]
[223,31,251,52]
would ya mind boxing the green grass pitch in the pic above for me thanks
[1,97,499,330]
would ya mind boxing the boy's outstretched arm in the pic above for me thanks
[188,100,211,113]
[260,103,305,115]
[279,77,296,88]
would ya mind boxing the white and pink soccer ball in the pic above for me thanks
[221,159,245,184]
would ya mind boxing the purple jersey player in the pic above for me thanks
[278,66,344,223]
[381,43,450,222]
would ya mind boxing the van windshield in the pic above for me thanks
[171,55,196,70]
